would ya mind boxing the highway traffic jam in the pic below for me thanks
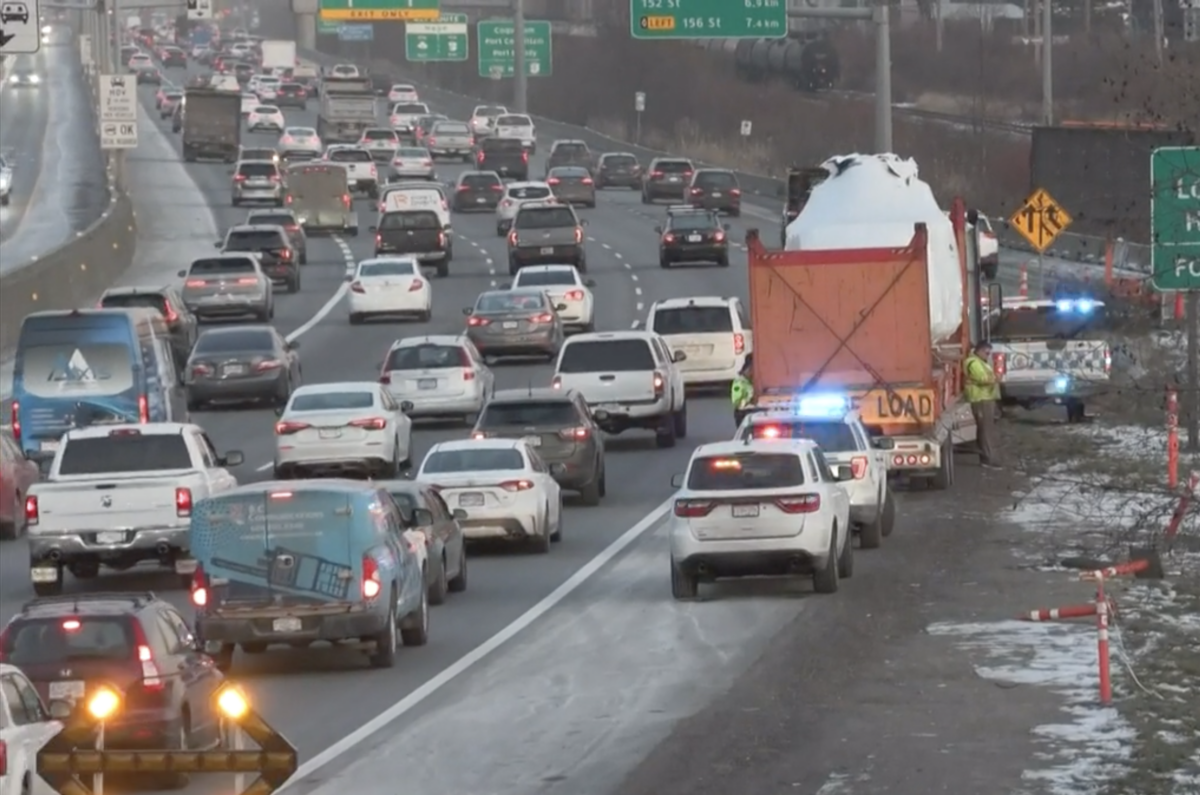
[0,12,1120,793]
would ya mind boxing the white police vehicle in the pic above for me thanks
[734,395,895,549]
[668,437,853,600]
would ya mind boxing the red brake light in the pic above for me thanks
[254,359,283,371]
[690,187,703,195]
[458,349,476,380]
[236,277,258,285]
[574,227,583,244]
[138,394,149,424]
[350,281,366,293]
[375,233,382,247]
[733,332,745,355]
[992,353,1007,376]
[362,554,381,599]
[674,499,714,518]
[175,487,192,517]
[565,290,584,300]
[558,426,589,441]
[456,185,471,191]
[191,563,208,607]
[547,177,560,185]
[663,233,675,243]
[349,417,387,430]
[408,279,423,292]
[530,312,554,324]
[234,174,247,182]
[521,151,529,163]
[185,279,206,287]
[499,479,534,492]
[438,231,447,248]
[653,371,665,398]
[775,494,821,514]
[162,304,179,322]
[651,170,663,177]
[508,231,518,245]
[477,151,485,162]
[11,401,20,443]
[343,194,351,207]
[581,177,594,184]
[279,248,292,259]
[132,622,164,690]
[24,495,38,525]
[850,456,869,479]
[467,316,490,327]
[490,184,503,191]
[275,420,310,434]
[755,424,783,439]
[0,740,7,778]
[191,363,213,377]
[427,137,436,145]
[730,188,741,196]
[714,231,726,242]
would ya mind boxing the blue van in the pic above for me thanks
[188,480,428,672]
[11,308,185,465]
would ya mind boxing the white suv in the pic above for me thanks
[735,398,895,549]
[551,330,688,448]
[669,439,853,599]
[644,296,752,386]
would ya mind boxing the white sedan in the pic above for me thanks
[390,146,435,180]
[494,181,555,235]
[273,382,414,479]
[279,127,322,158]
[348,257,432,324]
[415,439,563,553]
[507,264,595,332]
[379,334,495,423]
[247,105,285,132]
[255,77,281,101]
[387,83,419,104]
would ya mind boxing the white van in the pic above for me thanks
[381,185,450,231]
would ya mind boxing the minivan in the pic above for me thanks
[285,162,358,235]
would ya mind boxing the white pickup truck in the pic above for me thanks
[324,144,380,197]
[388,101,430,137]
[24,423,244,596]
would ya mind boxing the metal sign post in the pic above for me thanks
[634,91,645,145]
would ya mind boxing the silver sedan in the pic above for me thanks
[390,146,436,180]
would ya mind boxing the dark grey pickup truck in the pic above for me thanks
[373,209,450,278]
[477,137,528,180]
[507,202,587,275]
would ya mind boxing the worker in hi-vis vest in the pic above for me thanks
[731,354,754,427]
[963,341,1002,469]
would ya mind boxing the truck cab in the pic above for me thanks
[779,166,828,247]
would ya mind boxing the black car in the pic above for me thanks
[595,152,642,189]
[642,157,695,203]
[245,208,308,264]
[232,62,254,83]
[135,65,162,85]
[275,82,308,108]
[0,592,224,783]
[217,224,300,292]
[372,209,450,278]
[453,171,504,212]
[98,285,198,370]
[185,325,301,409]
[657,207,730,268]
[159,46,187,67]
[546,140,593,175]
[476,137,528,180]
[413,113,448,145]
[688,168,742,216]
[378,481,468,604]
[507,202,587,273]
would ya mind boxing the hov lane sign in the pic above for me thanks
[99,74,137,122]
[0,0,41,55]
[100,120,138,149]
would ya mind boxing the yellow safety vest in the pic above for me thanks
[731,375,754,409]
[963,354,1000,403]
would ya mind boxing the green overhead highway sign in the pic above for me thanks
[629,0,787,39]
[406,13,468,62]
[319,0,440,22]
[1151,147,1200,292]
[477,20,552,78]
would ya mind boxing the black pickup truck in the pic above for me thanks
[477,137,528,180]
[373,209,450,278]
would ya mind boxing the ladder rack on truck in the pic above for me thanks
[744,212,978,489]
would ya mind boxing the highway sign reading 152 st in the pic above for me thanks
[630,0,787,39]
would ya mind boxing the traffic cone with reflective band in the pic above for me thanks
[1019,262,1029,298]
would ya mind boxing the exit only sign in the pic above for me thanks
[319,0,439,22]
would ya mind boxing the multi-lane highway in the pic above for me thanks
[0,36,108,270]
[0,54,1091,795]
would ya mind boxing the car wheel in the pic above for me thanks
[859,500,884,550]
[670,559,698,600]
[399,584,430,646]
[550,497,564,541]
[813,526,840,594]
[274,379,291,408]
[655,413,677,449]
[659,258,671,269]
[349,312,364,325]
[496,224,505,236]
[427,555,448,605]
[211,644,234,673]
[717,256,730,267]
[598,467,607,497]
[880,488,896,537]
[418,309,432,323]
[368,595,398,668]
[837,522,855,578]
[447,549,468,593]
[580,473,601,507]
[673,405,688,439]
[436,261,448,278]
[531,514,552,554]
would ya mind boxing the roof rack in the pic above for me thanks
[22,592,156,613]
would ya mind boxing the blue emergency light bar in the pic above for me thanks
[794,394,849,418]
[1055,298,1095,314]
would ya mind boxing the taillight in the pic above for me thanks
[565,290,584,300]
[458,349,476,380]
[343,194,351,207]
[1104,349,1112,373]
[730,188,741,196]
[530,312,554,324]
[163,304,179,322]
[775,494,821,514]
[254,359,283,371]
[653,371,665,398]
[0,739,7,777]
[408,279,423,292]
[551,375,562,389]
[521,152,529,163]
[379,373,391,385]
[581,177,594,185]
[375,233,382,248]
[507,231,518,246]
[185,278,206,287]
[663,233,675,243]
[24,495,38,526]
[191,563,209,607]
[234,174,247,182]
[362,555,382,599]
[350,281,366,293]
[714,231,726,242]
[132,623,164,690]
[573,227,583,244]
[438,231,447,248]
[547,177,560,185]
[175,487,192,517]
[456,185,471,192]
[11,401,20,443]
[499,480,534,492]
[275,420,310,434]
[674,499,714,517]
[467,316,490,327]
[191,363,213,377]
[427,137,436,145]
[733,332,745,355]
[690,188,703,195]
[850,456,869,479]
[651,170,663,177]
[349,417,387,430]
[138,394,149,423]
[558,427,589,441]
[477,151,485,162]
[992,353,1007,376]
[236,277,258,285]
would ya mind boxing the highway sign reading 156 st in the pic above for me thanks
[630,0,787,39]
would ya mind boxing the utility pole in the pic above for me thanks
[513,0,527,113]
[1152,0,1165,66]
[1041,0,1052,124]
[935,0,943,52]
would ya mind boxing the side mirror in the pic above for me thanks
[670,472,685,489]
[592,409,609,422]
[213,240,223,248]
[584,279,596,287]
[273,406,284,417]
[653,224,662,233]
[368,225,377,232]
[555,303,568,312]
[672,349,687,363]
[400,400,414,412]
[499,282,512,289]
[833,464,854,482]
[462,307,473,315]
[48,700,73,721]
[452,508,468,520]
[412,507,434,526]
[548,463,568,478]
[177,269,188,278]
[872,436,896,450]
[220,450,245,467]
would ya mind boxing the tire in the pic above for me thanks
[287,277,299,294]
[598,468,607,497]
[859,500,884,550]
[659,258,670,269]
[427,554,448,605]
[531,517,552,553]
[368,597,398,668]
[575,257,587,274]
[837,522,855,578]
[813,526,840,594]
[212,644,234,673]
[349,313,364,325]
[929,436,955,490]
[550,498,563,541]
[880,488,896,537]
[655,413,677,448]
[436,261,448,278]
[718,256,730,267]
[231,198,241,207]
[670,559,698,600]
[447,548,468,593]
[0,495,24,539]
[580,474,601,506]
[673,405,688,439]
[641,192,650,204]
[399,585,429,646]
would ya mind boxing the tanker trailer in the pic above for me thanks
[765,38,792,73]
[734,39,762,81]
[783,37,839,92]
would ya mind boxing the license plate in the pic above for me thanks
[418,378,438,390]
[522,435,542,447]
[476,197,487,203]
[458,492,485,507]
[687,234,701,242]
[668,176,680,182]
[31,567,58,583]
[223,364,246,375]
[319,428,342,439]
[711,192,722,197]
[96,531,127,545]
[273,617,302,633]
[503,321,518,329]
[540,246,554,254]
[49,681,86,701]
[40,440,60,452]
[732,504,760,518]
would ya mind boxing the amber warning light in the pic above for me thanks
[639,15,676,30]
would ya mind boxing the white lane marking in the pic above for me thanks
[278,497,675,791]
[601,242,611,249]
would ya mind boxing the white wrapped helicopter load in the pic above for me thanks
[784,153,964,342]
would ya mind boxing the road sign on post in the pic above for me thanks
[1151,147,1200,292]
[1009,187,1073,254]
[477,20,551,78]
[0,0,41,55]
[406,13,468,62]
[337,23,374,41]
[319,0,440,22]
[99,74,138,150]
[629,0,787,39]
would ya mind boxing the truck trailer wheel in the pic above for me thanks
[929,437,955,490]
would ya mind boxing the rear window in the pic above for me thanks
[744,420,860,452]
[687,453,806,490]
[515,270,576,287]
[290,391,375,411]
[507,185,551,200]
[385,344,464,371]
[475,106,505,116]
[226,230,284,249]
[279,82,304,92]
[496,115,531,126]
[694,171,737,187]
[247,213,296,227]
[58,432,194,475]
[433,122,469,134]
[516,207,576,228]
[462,173,501,187]
[482,138,524,152]
[550,167,590,178]
[558,339,655,372]
[360,260,416,277]
[553,143,588,156]
[393,103,428,114]
[188,257,255,274]
[668,213,718,231]
[238,163,277,177]
[285,129,316,137]
[380,211,440,230]
[601,154,638,167]
[652,307,733,335]
[655,160,693,173]
[476,292,547,313]
[100,293,168,314]
[397,148,429,158]
[422,448,524,473]
[240,149,276,160]
[1,618,134,666]
[253,106,279,114]
[194,329,273,353]
[328,149,372,162]
[479,401,579,427]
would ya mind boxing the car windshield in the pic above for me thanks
[226,230,283,249]
[479,401,578,427]
[462,173,500,188]
[385,344,464,371]
[194,329,273,353]
[99,293,169,315]
[391,84,415,92]
[248,213,296,226]
[238,163,277,177]
[652,307,733,335]
[655,160,693,173]
[188,257,255,274]
[687,453,806,490]
[58,432,194,475]
[516,270,576,287]
[694,171,737,187]
[516,207,576,228]
[360,260,416,277]
[507,185,551,200]
[380,212,440,230]
[475,106,505,116]
[290,391,375,411]
[328,149,371,162]
[1,618,134,666]
[476,292,546,313]
[668,214,717,231]
[989,303,1107,340]
[422,448,524,473]
[558,340,654,372]
[742,420,860,452]
[393,103,428,114]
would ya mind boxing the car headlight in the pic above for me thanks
[28,75,39,83]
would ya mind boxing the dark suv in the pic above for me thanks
[688,168,742,215]
[275,82,308,108]
[546,140,593,176]
[98,285,198,369]
[218,224,300,293]
[641,157,695,203]
[453,171,504,212]
[477,137,528,180]
[507,202,587,274]
[0,592,224,782]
